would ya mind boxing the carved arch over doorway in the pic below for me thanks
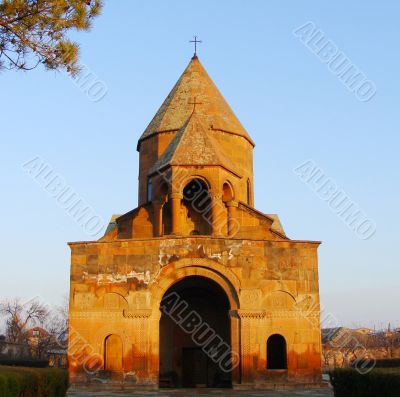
[151,258,241,310]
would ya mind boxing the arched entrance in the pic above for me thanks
[104,334,123,371]
[267,334,287,370]
[159,276,232,388]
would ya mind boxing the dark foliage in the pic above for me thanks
[330,368,400,397]
[0,366,68,397]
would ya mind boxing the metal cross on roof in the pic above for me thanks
[189,35,202,56]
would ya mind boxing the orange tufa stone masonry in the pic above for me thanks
[68,54,323,390]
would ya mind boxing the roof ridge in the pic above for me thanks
[149,112,239,176]
[148,116,192,175]
[169,112,196,163]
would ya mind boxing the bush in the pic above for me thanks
[0,366,68,397]
[0,358,49,368]
[330,368,400,397]
[373,358,400,368]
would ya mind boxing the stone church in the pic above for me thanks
[68,53,323,390]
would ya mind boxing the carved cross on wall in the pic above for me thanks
[189,97,203,113]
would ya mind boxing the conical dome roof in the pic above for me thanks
[137,56,254,150]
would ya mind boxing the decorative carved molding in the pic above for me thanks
[265,310,320,318]
[123,309,152,318]
[235,309,266,319]
[70,311,124,320]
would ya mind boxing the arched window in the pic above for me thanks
[159,182,170,236]
[147,177,153,202]
[104,334,123,371]
[182,178,211,236]
[162,200,171,235]
[267,334,287,369]
[246,179,251,205]
[222,182,233,203]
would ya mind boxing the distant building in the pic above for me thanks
[354,328,373,335]
[48,349,68,368]
[322,327,400,368]
[0,328,67,367]
[0,334,29,358]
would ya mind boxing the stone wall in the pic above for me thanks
[68,236,322,387]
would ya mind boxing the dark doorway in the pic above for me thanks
[159,276,232,388]
[182,347,208,387]
[267,334,287,369]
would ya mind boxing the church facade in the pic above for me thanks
[68,55,323,389]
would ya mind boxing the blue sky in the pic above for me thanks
[1,1,399,329]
